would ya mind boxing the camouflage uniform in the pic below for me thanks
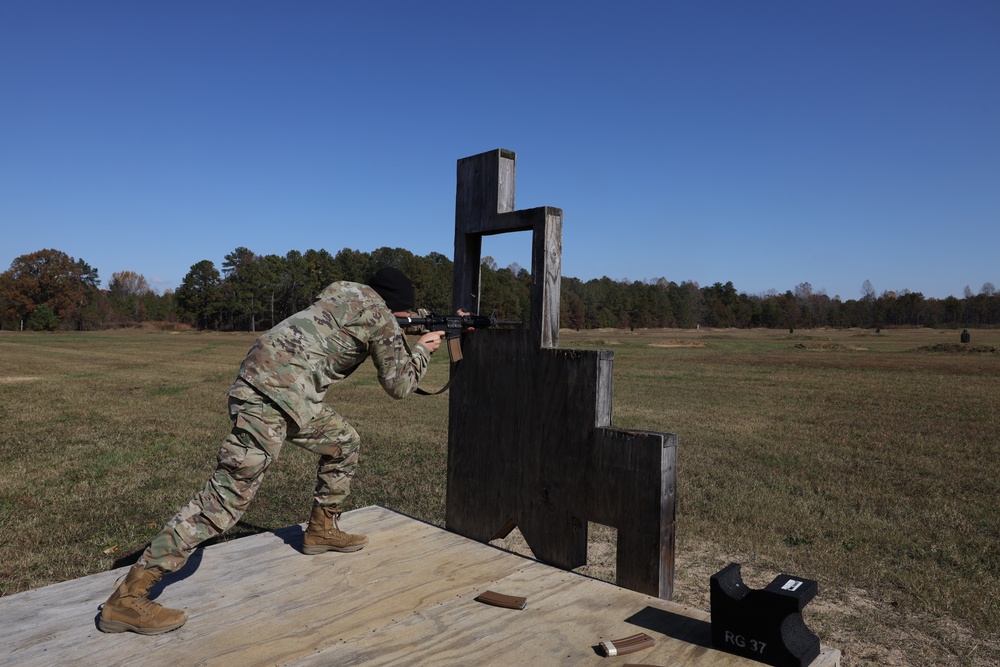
[137,281,431,573]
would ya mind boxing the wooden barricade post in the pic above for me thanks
[446,148,678,598]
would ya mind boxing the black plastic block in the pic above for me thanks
[710,563,821,667]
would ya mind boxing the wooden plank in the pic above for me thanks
[447,327,676,598]
[447,332,599,569]
[0,506,839,667]
[526,205,562,350]
[453,148,518,314]
[452,149,562,350]
[455,148,516,234]
[589,428,677,599]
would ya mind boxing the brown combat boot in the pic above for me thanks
[302,506,368,554]
[98,566,187,635]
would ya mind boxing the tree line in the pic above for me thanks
[2,247,997,331]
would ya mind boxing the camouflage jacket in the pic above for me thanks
[236,281,431,426]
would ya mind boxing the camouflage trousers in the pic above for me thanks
[137,379,361,573]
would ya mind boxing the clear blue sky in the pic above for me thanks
[2,1,997,301]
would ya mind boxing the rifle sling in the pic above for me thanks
[414,360,460,396]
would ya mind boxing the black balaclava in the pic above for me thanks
[367,267,415,312]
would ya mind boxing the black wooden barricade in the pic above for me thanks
[445,148,677,598]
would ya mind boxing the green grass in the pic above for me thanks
[0,326,997,666]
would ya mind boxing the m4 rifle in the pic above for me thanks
[395,312,520,362]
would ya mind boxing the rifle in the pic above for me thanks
[395,311,520,395]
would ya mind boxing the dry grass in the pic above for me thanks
[1,326,997,666]
[563,326,1000,666]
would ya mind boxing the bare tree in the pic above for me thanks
[861,279,875,301]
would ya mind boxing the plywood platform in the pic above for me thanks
[0,506,839,666]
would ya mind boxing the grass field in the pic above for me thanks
[0,326,997,666]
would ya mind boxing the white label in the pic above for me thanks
[781,579,803,592]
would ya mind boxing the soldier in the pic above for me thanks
[99,267,449,635]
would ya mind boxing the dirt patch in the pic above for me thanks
[794,342,869,351]
[650,341,709,348]
[917,343,997,353]
[0,376,41,383]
